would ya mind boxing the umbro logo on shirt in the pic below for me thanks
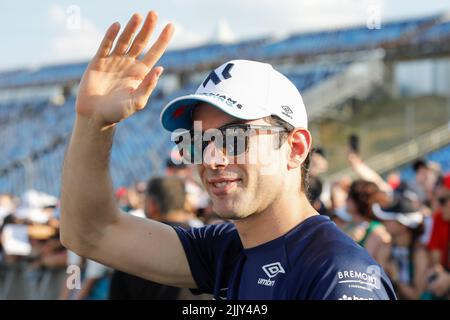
[262,262,285,278]
[258,262,285,287]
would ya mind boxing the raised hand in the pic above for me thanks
[75,11,174,129]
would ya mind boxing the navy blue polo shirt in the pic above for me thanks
[173,215,397,300]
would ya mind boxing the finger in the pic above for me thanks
[95,22,120,58]
[111,13,143,56]
[132,67,164,110]
[127,11,158,58]
[141,23,174,67]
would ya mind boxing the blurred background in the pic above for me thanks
[0,0,450,300]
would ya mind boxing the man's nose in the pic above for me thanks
[202,141,229,170]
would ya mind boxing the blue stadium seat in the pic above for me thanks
[413,21,450,43]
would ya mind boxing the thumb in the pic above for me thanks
[133,66,164,110]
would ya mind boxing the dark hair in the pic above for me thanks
[307,176,322,202]
[312,147,326,158]
[412,159,427,173]
[146,177,186,215]
[265,116,311,193]
[348,180,381,220]
[410,221,425,242]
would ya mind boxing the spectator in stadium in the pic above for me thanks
[0,194,15,263]
[28,227,66,270]
[0,193,15,226]
[109,176,206,299]
[0,196,66,299]
[309,147,328,177]
[75,259,112,300]
[307,175,328,215]
[59,249,112,300]
[125,182,147,218]
[348,149,435,256]
[200,199,224,225]
[59,250,83,300]
[60,11,395,300]
[130,181,146,206]
[428,173,450,266]
[115,187,132,212]
[386,171,402,191]
[426,173,450,298]
[2,192,59,262]
[307,148,329,215]
[165,151,190,179]
[372,196,429,299]
[27,231,67,299]
[347,151,393,194]
[346,180,392,269]
[413,159,428,186]
[166,155,209,223]
[329,178,354,234]
[410,159,438,205]
[144,176,196,229]
[395,181,434,247]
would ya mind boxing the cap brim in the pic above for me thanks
[372,204,397,221]
[372,204,423,228]
[160,94,270,132]
[333,207,352,222]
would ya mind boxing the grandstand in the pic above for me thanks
[1,12,450,196]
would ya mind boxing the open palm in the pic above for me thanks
[76,11,174,128]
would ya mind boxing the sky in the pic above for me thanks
[1,0,450,71]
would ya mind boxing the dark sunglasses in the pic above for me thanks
[174,123,288,163]
[438,196,450,206]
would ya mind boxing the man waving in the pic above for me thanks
[60,11,396,300]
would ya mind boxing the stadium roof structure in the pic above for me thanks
[1,12,450,90]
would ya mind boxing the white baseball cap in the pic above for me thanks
[372,197,423,229]
[160,59,308,132]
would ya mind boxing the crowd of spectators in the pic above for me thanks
[0,147,449,300]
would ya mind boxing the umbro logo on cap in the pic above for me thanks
[281,106,293,119]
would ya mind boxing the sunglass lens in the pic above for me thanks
[223,135,246,157]
[223,128,247,157]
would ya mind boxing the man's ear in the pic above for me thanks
[286,128,312,170]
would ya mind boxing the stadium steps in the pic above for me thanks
[303,57,385,121]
